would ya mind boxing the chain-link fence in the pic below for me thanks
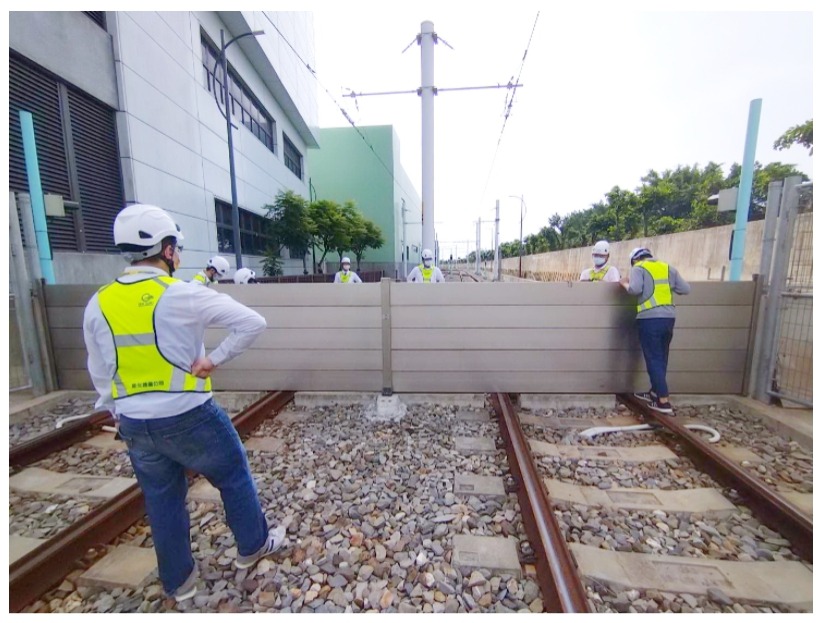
[769,187,813,406]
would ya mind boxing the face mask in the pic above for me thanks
[423,260,432,268]
[342,266,350,273]
[593,256,607,268]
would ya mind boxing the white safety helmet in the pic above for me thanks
[234,267,256,284]
[207,256,230,278]
[421,248,434,261]
[592,240,610,256]
[113,204,183,259]
[630,247,653,264]
[341,256,351,266]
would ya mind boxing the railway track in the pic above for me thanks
[498,392,812,613]
[10,390,813,613]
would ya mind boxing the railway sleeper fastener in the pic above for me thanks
[518,540,537,565]
[504,474,520,493]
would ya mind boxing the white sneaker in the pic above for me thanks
[172,565,198,602]
[235,525,287,569]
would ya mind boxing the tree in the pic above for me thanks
[350,215,385,270]
[262,190,312,276]
[774,119,813,155]
[307,199,348,272]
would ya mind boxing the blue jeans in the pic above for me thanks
[118,398,268,594]
[636,317,675,399]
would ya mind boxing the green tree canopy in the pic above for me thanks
[774,119,813,155]
[263,190,312,275]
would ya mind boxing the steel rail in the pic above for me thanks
[616,393,812,563]
[9,390,294,612]
[490,393,590,613]
[10,410,115,468]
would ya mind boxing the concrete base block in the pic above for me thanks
[10,467,135,499]
[77,545,158,590]
[456,410,492,422]
[529,440,676,462]
[452,535,521,578]
[245,437,285,453]
[519,394,617,411]
[545,479,736,516]
[570,544,812,610]
[81,432,127,451]
[188,479,222,503]
[454,474,506,498]
[294,392,375,408]
[454,436,498,455]
[10,535,46,564]
[214,391,267,414]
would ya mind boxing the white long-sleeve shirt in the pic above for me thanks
[334,270,362,283]
[406,265,445,283]
[83,266,266,419]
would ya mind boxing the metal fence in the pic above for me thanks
[754,178,813,407]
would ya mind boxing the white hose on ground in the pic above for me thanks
[55,413,93,429]
[579,424,721,443]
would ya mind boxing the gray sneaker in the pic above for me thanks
[235,525,287,569]
[173,565,198,602]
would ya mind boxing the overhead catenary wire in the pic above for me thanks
[262,12,421,204]
[478,11,540,208]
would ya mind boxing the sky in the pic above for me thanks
[311,2,814,260]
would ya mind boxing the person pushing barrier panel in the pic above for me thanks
[620,246,690,415]
[82,204,285,601]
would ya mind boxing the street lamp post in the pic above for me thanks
[216,28,264,270]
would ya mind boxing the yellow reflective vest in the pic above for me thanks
[589,265,611,281]
[635,260,673,312]
[340,272,351,283]
[96,275,212,399]
[192,272,209,285]
[419,264,434,282]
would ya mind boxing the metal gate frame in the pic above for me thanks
[752,177,813,407]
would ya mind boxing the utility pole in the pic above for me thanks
[494,199,500,281]
[401,198,408,278]
[344,21,521,261]
[475,217,481,275]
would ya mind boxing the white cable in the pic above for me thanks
[579,424,721,443]
[101,425,118,434]
[55,413,93,429]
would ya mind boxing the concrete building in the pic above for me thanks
[308,125,422,278]
[9,11,318,284]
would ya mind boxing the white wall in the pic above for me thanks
[111,11,317,280]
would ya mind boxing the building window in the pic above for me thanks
[283,133,303,179]
[215,199,273,256]
[201,34,275,152]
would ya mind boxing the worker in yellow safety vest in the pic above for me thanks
[191,256,230,286]
[620,247,691,415]
[334,256,362,283]
[406,248,445,283]
[83,204,285,602]
[580,240,620,282]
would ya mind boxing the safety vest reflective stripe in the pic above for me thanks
[340,272,350,283]
[636,260,673,312]
[590,265,610,281]
[97,275,212,398]
[419,264,433,282]
[192,273,208,285]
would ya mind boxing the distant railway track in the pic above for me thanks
[9,391,294,612]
